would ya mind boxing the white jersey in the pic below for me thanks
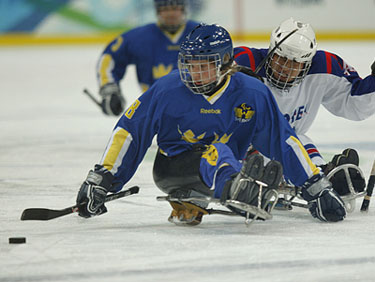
[266,73,375,135]
[234,47,375,165]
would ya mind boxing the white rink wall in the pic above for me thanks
[201,0,375,33]
[1,0,374,42]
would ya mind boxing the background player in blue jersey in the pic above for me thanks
[76,24,346,225]
[234,18,374,201]
[96,0,199,116]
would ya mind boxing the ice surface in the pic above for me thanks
[1,42,375,282]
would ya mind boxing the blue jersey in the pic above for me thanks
[234,46,375,164]
[98,70,319,190]
[97,21,199,92]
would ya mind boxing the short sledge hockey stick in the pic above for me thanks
[360,159,375,212]
[20,186,139,221]
[83,88,102,108]
[236,29,299,82]
[254,28,298,74]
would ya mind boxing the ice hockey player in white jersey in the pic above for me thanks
[234,18,375,167]
[76,24,346,225]
[234,18,373,204]
[96,0,199,116]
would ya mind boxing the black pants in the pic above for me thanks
[152,146,212,197]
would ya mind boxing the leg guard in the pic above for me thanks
[223,154,281,220]
[153,146,219,226]
[153,146,212,197]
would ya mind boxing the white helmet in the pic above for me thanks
[265,18,317,90]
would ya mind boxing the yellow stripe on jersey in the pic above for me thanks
[287,136,320,177]
[207,76,231,103]
[99,54,114,86]
[101,127,133,174]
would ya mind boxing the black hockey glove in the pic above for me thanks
[76,165,114,218]
[371,60,375,76]
[99,83,126,116]
[301,174,346,222]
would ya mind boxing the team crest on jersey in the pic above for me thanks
[152,63,173,79]
[212,132,232,144]
[177,126,232,144]
[234,103,254,123]
[178,126,206,143]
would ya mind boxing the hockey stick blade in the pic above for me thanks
[20,186,139,221]
[360,160,375,212]
[83,88,102,107]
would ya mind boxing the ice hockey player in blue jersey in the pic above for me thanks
[76,23,346,225]
[96,0,199,116]
[234,18,373,206]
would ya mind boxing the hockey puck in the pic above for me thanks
[9,237,26,244]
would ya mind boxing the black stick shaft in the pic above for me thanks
[20,186,139,221]
[83,88,102,107]
[361,160,375,212]
[254,28,298,74]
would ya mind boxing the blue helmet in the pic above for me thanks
[154,0,186,10]
[178,24,234,95]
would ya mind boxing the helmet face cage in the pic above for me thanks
[154,0,186,11]
[178,24,233,95]
[178,53,222,95]
[265,18,317,91]
[265,53,312,91]
[154,0,186,33]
